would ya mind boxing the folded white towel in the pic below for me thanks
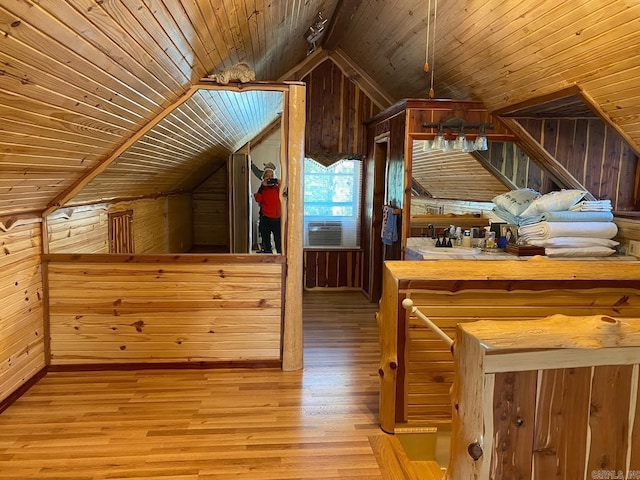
[518,221,618,241]
[569,200,612,212]
[527,237,619,248]
[544,246,615,257]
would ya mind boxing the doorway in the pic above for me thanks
[369,135,390,303]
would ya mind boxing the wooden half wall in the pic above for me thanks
[0,219,46,407]
[45,254,284,367]
[377,259,640,432]
[449,315,640,479]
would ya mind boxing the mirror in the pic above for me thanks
[46,88,286,255]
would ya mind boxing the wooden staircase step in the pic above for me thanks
[369,434,445,480]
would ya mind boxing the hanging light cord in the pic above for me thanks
[424,0,431,72]
[429,0,438,98]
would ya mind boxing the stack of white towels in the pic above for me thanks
[492,189,618,257]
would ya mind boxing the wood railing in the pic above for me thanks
[377,260,640,433]
[448,314,640,479]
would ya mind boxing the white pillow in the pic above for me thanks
[492,189,541,216]
[520,189,586,217]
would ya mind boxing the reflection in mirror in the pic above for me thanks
[408,139,544,238]
[47,89,285,255]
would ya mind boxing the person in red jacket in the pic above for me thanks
[253,168,281,253]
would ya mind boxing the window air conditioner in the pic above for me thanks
[307,221,342,246]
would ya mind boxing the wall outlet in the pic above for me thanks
[629,240,640,257]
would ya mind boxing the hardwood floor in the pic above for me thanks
[0,291,434,479]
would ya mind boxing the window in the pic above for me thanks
[303,158,362,248]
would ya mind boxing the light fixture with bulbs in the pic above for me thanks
[422,118,492,153]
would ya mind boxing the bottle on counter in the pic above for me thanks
[484,226,496,248]
[462,229,472,248]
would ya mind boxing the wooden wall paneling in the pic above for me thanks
[337,251,348,287]
[526,157,544,193]
[542,119,559,159]
[329,48,394,110]
[585,120,607,196]
[47,205,109,254]
[303,58,378,158]
[601,126,623,203]
[587,365,635,475]
[532,367,592,479]
[110,198,167,254]
[618,144,639,211]
[490,371,537,479]
[502,143,516,181]
[499,117,596,200]
[303,250,363,289]
[166,194,193,253]
[513,116,639,207]
[514,146,529,188]
[304,251,318,289]
[193,165,229,248]
[342,77,356,154]
[0,221,45,404]
[631,372,640,470]
[47,258,284,365]
[316,249,328,287]
[306,62,329,153]
[568,119,589,184]
[325,62,342,152]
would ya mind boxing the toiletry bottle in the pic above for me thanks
[455,227,462,246]
[484,226,495,248]
[462,230,472,248]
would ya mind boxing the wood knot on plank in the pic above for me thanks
[129,320,145,332]
[119,345,126,350]
[467,443,483,461]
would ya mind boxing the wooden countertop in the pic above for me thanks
[384,258,640,281]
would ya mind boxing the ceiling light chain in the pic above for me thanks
[429,0,438,98]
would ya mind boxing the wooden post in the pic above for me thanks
[378,264,400,432]
[282,83,305,371]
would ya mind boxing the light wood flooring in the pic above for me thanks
[0,291,442,480]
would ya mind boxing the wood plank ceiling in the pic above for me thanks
[411,140,509,202]
[1,0,640,216]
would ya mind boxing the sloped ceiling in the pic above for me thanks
[1,0,639,217]
[68,88,283,206]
